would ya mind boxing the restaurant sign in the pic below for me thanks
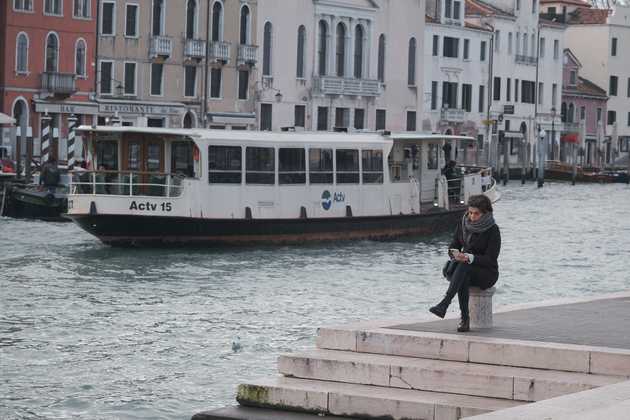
[98,102,182,115]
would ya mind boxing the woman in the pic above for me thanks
[429,194,501,332]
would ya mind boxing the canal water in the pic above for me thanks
[1,182,629,419]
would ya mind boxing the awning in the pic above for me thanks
[207,112,256,125]
[0,112,16,125]
[561,133,579,143]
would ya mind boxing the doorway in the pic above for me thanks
[122,134,165,195]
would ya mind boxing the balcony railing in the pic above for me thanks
[515,54,537,66]
[237,44,258,65]
[184,38,206,59]
[40,72,76,95]
[313,76,380,97]
[208,41,230,63]
[149,35,173,58]
[441,108,465,122]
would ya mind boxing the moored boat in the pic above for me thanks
[66,127,498,246]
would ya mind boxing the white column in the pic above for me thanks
[346,17,353,79]
[329,15,336,77]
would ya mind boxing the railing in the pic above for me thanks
[149,36,173,58]
[313,76,380,97]
[433,166,494,210]
[237,44,258,65]
[184,38,206,58]
[515,54,537,66]
[209,41,230,62]
[562,122,580,132]
[442,108,465,122]
[40,72,76,95]
[69,171,185,198]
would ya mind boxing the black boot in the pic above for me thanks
[457,317,470,332]
[429,297,450,318]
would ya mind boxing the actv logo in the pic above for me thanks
[321,190,345,210]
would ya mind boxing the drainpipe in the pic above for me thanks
[485,26,494,172]
[534,23,543,188]
[201,0,211,128]
[94,0,100,96]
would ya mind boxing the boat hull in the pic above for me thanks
[68,208,465,246]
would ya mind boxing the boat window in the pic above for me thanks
[428,144,439,170]
[127,141,141,171]
[362,150,383,184]
[147,143,161,171]
[171,141,194,177]
[336,149,359,184]
[279,148,305,184]
[96,140,118,170]
[246,147,275,185]
[309,148,333,184]
[208,145,242,184]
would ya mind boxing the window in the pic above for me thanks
[211,2,222,41]
[507,78,511,102]
[75,39,86,77]
[611,37,617,56]
[443,37,458,58]
[99,61,113,94]
[627,112,630,127]
[515,78,519,101]
[532,0,536,13]
[45,0,62,15]
[493,77,501,101]
[296,25,306,78]
[523,34,528,57]
[406,111,416,131]
[580,106,586,120]
[186,0,197,39]
[184,65,196,97]
[463,39,469,59]
[279,148,306,184]
[552,83,557,108]
[294,105,306,128]
[101,1,115,35]
[151,63,163,96]
[445,0,452,18]
[521,80,535,104]
[246,147,275,184]
[317,107,328,130]
[261,104,272,131]
[336,149,359,184]
[336,23,346,77]
[210,68,222,98]
[309,149,333,184]
[209,146,241,184]
[263,22,272,76]
[627,78,630,97]
[124,62,136,95]
[152,0,164,36]
[516,0,520,10]
[432,35,439,56]
[354,109,365,129]
[362,150,383,184]
[74,0,90,17]
[597,107,602,122]
[240,5,250,44]
[45,33,59,72]
[318,21,328,76]
[478,85,485,112]
[377,34,385,82]
[14,0,33,11]
[516,32,520,55]
[125,4,138,37]
[462,84,472,112]
[540,37,545,58]
[376,109,386,130]
[495,30,500,52]
[354,25,364,79]
[480,41,486,61]
[442,82,458,108]
[453,0,461,19]
[538,82,544,105]
[610,76,618,96]
[553,39,559,59]
[569,70,577,85]
[96,141,119,170]
[608,110,616,125]
[561,102,567,122]
[16,33,28,73]
[531,34,535,56]
[427,144,439,170]
[335,108,349,129]
[171,142,195,177]
[408,38,416,85]
[431,81,438,110]
[238,70,248,100]
[508,32,513,55]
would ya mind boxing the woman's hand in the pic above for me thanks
[454,253,470,263]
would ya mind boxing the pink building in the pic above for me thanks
[560,49,608,166]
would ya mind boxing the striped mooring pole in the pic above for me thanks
[67,114,77,170]
[41,113,52,164]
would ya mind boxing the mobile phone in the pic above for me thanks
[449,248,460,258]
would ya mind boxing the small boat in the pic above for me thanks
[1,179,69,222]
[65,127,498,246]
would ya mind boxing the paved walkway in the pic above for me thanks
[389,296,630,349]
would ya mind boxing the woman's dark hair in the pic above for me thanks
[467,194,493,213]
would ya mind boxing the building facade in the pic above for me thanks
[0,0,97,163]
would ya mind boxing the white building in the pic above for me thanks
[424,0,492,165]
[255,0,425,132]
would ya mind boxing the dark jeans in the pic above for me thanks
[444,263,497,319]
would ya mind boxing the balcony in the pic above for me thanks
[515,54,537,66]
[208,41,230,63]
[40,72,76,96]
[184,38,206,59]
[313,76,380,97]
[149,36,173,58]
[441,108,465,122]
[237,44,258,66]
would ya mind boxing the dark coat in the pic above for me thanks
[449,221,501,287]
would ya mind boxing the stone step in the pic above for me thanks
[316,326,630,375]
[278,349,625,402]
[237,376,525,420]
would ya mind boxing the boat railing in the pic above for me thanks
[433,166,494,210]
[68,170,185,198]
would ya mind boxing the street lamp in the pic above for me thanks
[538,127,546,188]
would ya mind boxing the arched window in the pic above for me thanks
[263,22,272,76]
[186,0,196,39]
[408,37,416,86]
[336,23,346,77]
[75,39,86,77]
[13,99,28,130]
[561,102,567,123]
[318,20,328,76]
[296,25,306,78]
[45,33,59,72]
[354,25,364,79]
[568,103,575,123]
[16,33,28,73]
[183,112,194,128]
[377,34,385,83]
[211,1,222,42]
[152,0,164,36]
[240,5,250,45]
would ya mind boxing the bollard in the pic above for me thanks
[469,286,496,329]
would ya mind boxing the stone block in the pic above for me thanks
[357,330,469,362]
[329,392,434,420]
[316,327,357,351]
[469,287,495,329]
[236,382,327,413]
[435,405,489,420]
[589,349,630,376]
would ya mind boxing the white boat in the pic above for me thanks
[66,127,498,246]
